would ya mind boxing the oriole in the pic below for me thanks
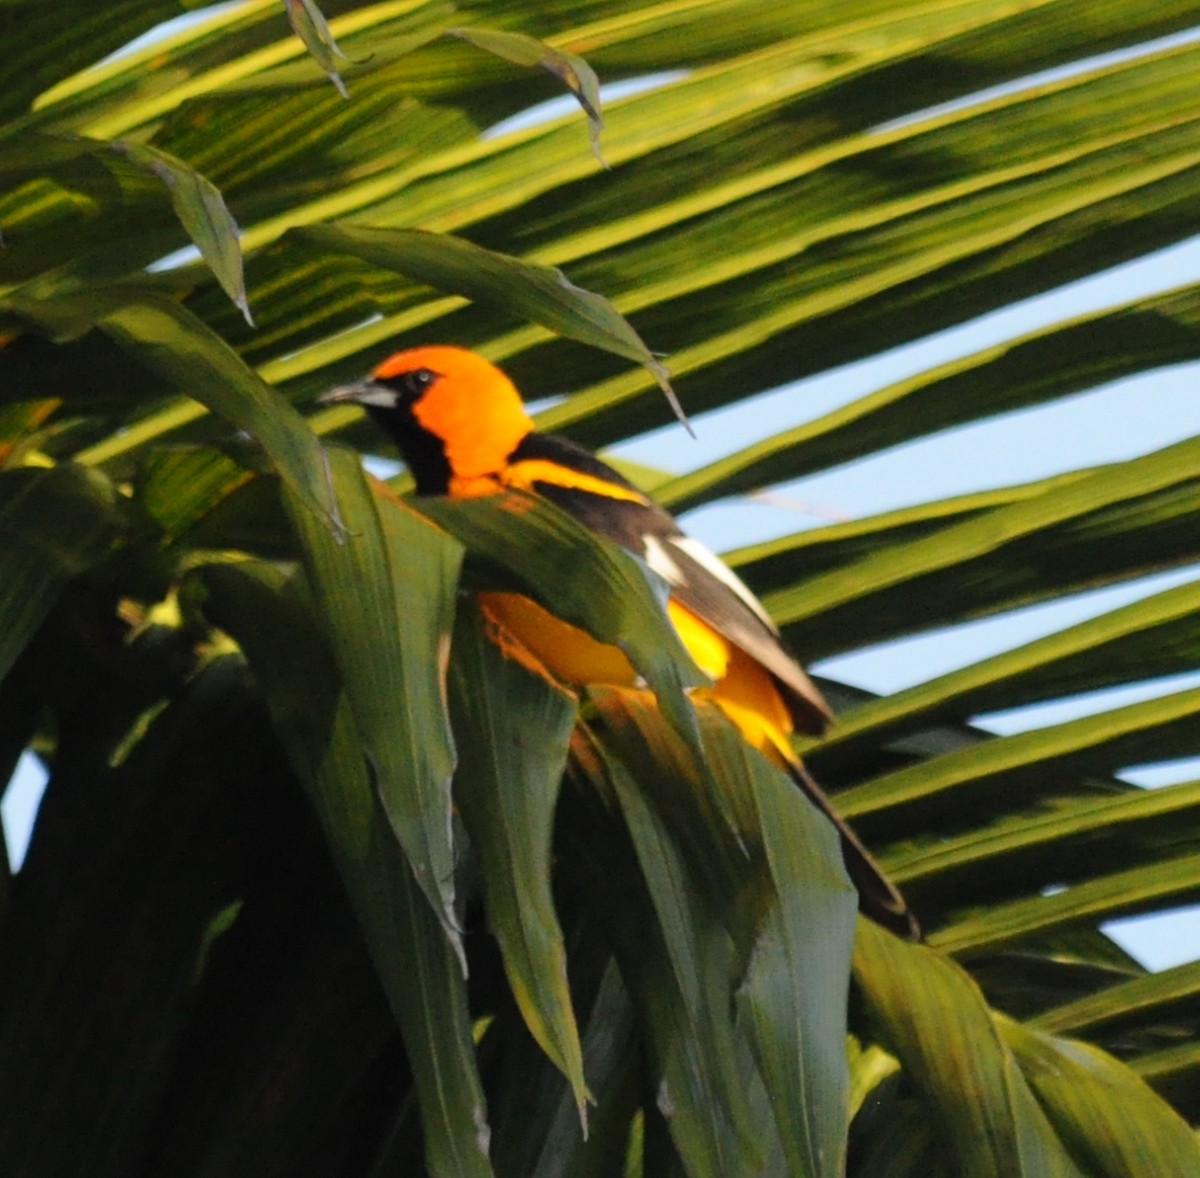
[322,345,916,937]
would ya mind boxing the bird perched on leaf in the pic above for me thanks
[321,345,916,938]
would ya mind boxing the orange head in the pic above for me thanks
[320,345,534,493]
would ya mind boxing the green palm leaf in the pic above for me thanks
[1,2,1199,1173]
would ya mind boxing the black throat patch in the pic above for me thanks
[362,402,452,495]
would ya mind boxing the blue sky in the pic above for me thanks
[6,4,1200,970]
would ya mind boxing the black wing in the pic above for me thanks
[509,433,917,936]
[507,431,832,734]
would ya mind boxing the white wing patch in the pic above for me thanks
[667,535,779,632]
[642,534,685,585]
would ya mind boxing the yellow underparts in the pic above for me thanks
[477,591,796,764]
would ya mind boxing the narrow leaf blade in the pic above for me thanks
[446,26,604,161]
[854,921,1087,1178]
[291,224,683,425]
[193,560,492,1178]
[285,0,351,97]
[283,447,463,941]
[108,140,251,325]
[1001,1018,1200,1177]
[448,601,587,1111]
[69,293,338,525]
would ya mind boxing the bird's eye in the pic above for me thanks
[402,367,437,397]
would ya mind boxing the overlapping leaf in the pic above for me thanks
[193,559,491,1178]
[854,921,1088,1178]
[4,0,1200,1173]
[415,490,707,749]
[573,689,856,1176]
[0,463,128,681]
[283,446,463,938]
[446,601,586,1112]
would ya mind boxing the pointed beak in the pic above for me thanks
[316,380,397,408]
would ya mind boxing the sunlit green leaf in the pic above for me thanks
[1001,1017,1200,1176]
[754,432,1200,661]
[6,0,1200,1169]
[931,847,1200,957]
[838,685,1200,828]
[656,282,1200,512]
[1032,958,1200,1039]
[854,921,1087,1178]
[810,577,1200,769]
[882,777,1200,933]
[446,26,603,160]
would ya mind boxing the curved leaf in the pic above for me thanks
[193,559,492,1178]
[586,689,856,1177]
[0,463,128,681]
[1131,1040,1200,1117]
[1000,1017,1200,1177]
[447,27,603,160]
[415,490,707,752]
[283,446,463,941]
[285,0,353,98]
[447,601,586,1112]
[854,921,1087,1178]
[566,719,773,1175]
[108,139,251,324]
[290,223,680,421]
[1,291,341,526]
